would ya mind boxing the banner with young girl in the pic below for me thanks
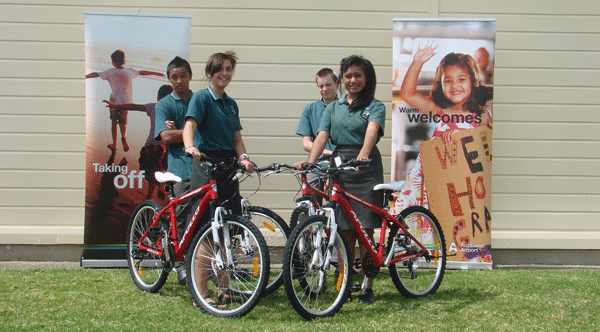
[83,12,190,267]
[391,19,496,269]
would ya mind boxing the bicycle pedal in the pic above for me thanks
[349,283,362,293]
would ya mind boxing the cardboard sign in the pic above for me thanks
[420,125,492,266]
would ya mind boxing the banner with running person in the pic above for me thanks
[391,18,496,269]
[83,12,191,267]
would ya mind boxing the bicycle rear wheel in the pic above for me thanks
[246,206,290,297]
[388,206,446,298]
[126,200,169,293]
[282,215,351,320]
[186,214,270,318]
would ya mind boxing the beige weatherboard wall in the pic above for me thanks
[0,1,598,264]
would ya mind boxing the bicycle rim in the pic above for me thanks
[246,206,289,297]
[389,206,446,298]
[126,200,169,293]
[283,215,351,320]
[187,215,269,318]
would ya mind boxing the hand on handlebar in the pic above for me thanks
[294,161,315,171]
[241,159,254,173]
[356,152,370,162]
[294,161,306,171]
[185,146,203,163]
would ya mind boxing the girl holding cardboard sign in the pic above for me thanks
[392,41,492,214]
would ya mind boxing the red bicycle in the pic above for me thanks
[126,154,269,318]
[282,158,446,320]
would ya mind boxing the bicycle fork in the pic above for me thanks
[211,206,232,270]
[310,206,337,272]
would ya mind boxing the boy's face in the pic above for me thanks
[316,74,337,101]
[168,67,192,97]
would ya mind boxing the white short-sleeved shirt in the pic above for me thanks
[98,67,140,104]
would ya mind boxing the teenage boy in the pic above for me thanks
[296,68,339,191]
[154,56,195,285]
[296,68,339,155]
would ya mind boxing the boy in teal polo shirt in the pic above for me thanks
[154,56,194,285]
[296,68,339,192]
[296,68,338,154]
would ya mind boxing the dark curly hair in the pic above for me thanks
[339,55,376,111]
[430,53,487,116]
[111,50,125,67]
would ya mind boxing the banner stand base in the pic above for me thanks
[81,259,128,269]
[447,261,493,270]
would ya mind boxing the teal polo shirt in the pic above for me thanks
[318,96,386,146]
[186,87,242,152]
[154,91,195,180]
[296,99,336,152]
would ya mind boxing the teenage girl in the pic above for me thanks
[296,55,386,305]
[182,51,254,308]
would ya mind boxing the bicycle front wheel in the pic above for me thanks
[246,206,290,297]
[282,215,351,320]
[388,206,446,298]
[126,200,169,293]
[289,204,310,230]
[186,214,270,318]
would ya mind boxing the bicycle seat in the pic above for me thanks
[373,181,405,192]
[154,172,182,184]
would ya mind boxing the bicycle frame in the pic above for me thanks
[137,174,233,269]
[296,171,329,213]
[324,181,430,269]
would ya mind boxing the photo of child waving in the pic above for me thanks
[392,40,492,214]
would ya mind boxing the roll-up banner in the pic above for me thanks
[83,12,191,267]
[391,19,496,269]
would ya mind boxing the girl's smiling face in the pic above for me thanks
[442,65,472,107]
[209,59,234,91]
[343,65,366,99]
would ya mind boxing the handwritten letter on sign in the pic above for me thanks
[420,126,492,265]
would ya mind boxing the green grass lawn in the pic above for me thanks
[1,267,598,331]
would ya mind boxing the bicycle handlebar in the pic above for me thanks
[314,158,372,173]
[256,163,296,173]
[257,157,370,177]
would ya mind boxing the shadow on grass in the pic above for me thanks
[336,286,500,318]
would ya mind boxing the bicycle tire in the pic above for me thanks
[282,215,351,320]
[126,200,170,293]
[388,206,446,298]
[246,206,290,297]
[289,204,311,230]
[186,214,270,318]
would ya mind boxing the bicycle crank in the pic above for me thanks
[361,253,380,278]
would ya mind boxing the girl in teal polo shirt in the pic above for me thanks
[296,55,385,305]
[182,51,254,308]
